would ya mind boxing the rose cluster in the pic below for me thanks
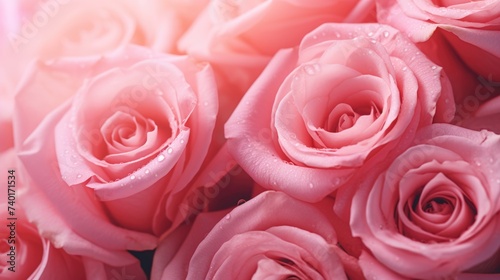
[1,0,499,279]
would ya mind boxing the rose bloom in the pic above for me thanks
[151,191,364,280]
[349,124,500,279]
[14,45,218,259]
[376,0,500,83]
[225,23,454,202]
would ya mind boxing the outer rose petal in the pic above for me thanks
[460,95,500,134]
[0,150,146,280]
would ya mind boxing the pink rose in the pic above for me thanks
[225,23,454,202]
[14,45,218,259]
[349,124,500,278]
[151,191,363,279]
[376,0,500,82]
[0,149,146,279]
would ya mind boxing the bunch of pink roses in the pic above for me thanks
[1,0,499,279]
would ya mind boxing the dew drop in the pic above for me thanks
[157,154,165,162]
[367,31,374,37]
[402,66,408,71]
[304,64,321,75]
[130,175,136,180]
[335,32,341,38]
[308,183,314,189]
[272,181,277,186]
[383,31,390,38]
[237,199,246,206]
[332,178,341,185]
[77,174,82,178]
[167,147,173,154]
[225,214,231,220]
[145,169,150,174]
[180,139,185,144]
[312,35,317,40]
[431,65,437,70]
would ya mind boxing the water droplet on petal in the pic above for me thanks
[225,214,231,220]
[308,183,314,188]
[130,175,136,180]
[367,32,374,37]
[157,154,165,162]
[145,169,150,174]
[383,31,390,38]
[167,147,173,154]
[237,199,246,206]
[431,65,437,70]
[304,64,321,75]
